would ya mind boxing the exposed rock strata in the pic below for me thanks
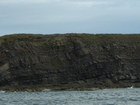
[0,34,140,90]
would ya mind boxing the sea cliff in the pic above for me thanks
[0,33,140,91]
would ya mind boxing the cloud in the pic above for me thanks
[0,0,51,4]
[0,0,140,35]
[0,1,94,25]
[0,0,116,24]
[0,0,114,6]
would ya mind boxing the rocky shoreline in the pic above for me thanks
[0,85,99,92]
[0,33,140,91]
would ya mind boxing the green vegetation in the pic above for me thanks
[49,60,63,66]
[0,34,44,43]
[1,33,140,43]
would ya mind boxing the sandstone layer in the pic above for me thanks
[0,34,140,91]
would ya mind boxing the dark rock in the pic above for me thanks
[0,33,140,90]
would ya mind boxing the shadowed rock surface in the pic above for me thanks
[0,33,140,91]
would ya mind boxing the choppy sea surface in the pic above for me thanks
[0,88,140,105]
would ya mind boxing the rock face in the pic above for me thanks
[0,34,140,90]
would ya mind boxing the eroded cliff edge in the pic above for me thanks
[0,34,140,91]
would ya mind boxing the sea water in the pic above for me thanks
[0,88,140,105]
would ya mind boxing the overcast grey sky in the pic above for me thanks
[0,0,140,35]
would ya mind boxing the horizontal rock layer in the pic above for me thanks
[0,33,140,90]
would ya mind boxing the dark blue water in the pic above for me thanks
[0,88,140,105]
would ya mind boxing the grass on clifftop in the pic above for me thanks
[0,33,140,44]
[0,34,44,43]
